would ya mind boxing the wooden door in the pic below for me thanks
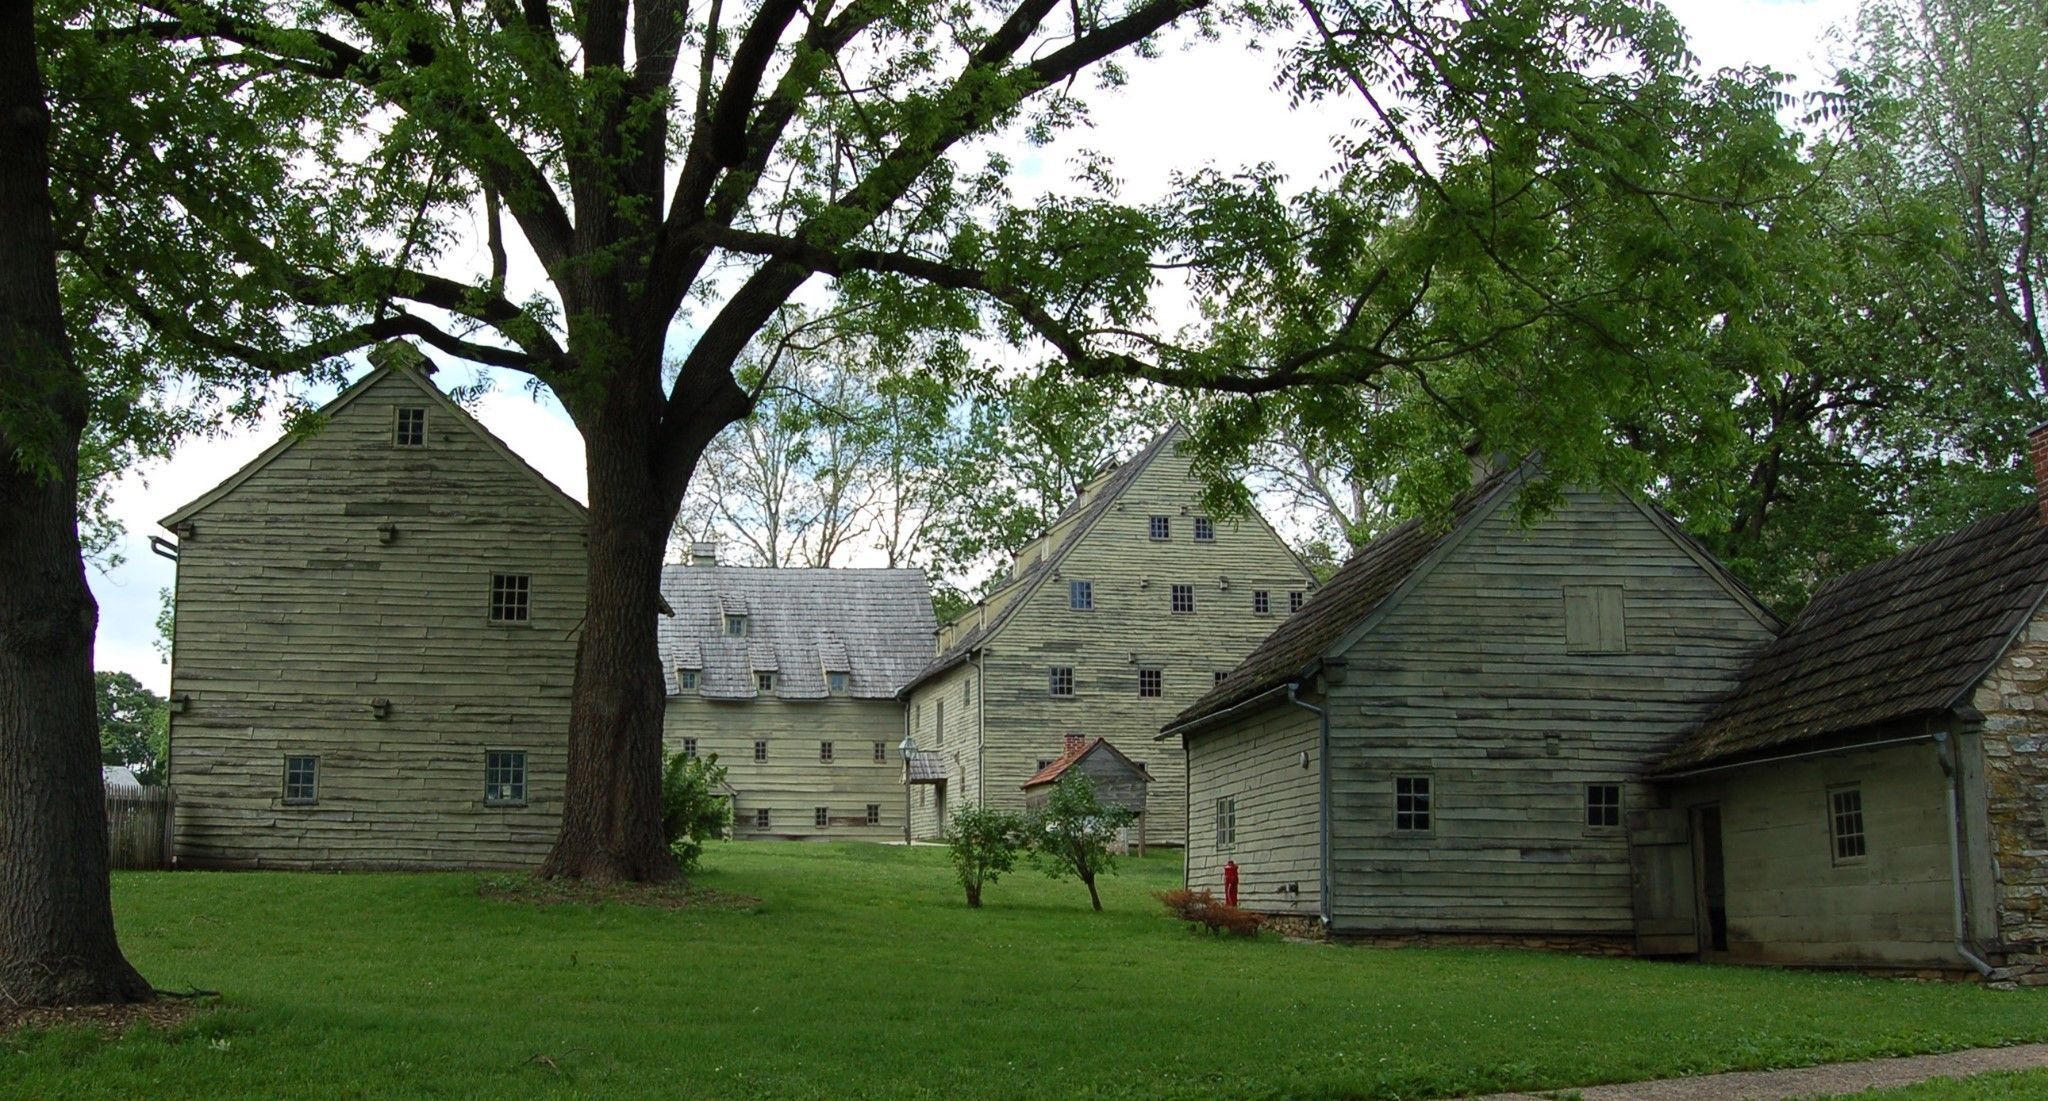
[1691,804,1728,954]
[1629,805,1697,955]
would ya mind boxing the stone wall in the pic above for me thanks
[1973,608,2048,986]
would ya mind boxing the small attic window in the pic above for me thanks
[724,613,748,637]
[756,671,776,692]
[827,671,849,693]
[677,669,700,691]
[395,406,427,447]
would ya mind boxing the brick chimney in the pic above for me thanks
[2031,425,2048,525]
[688,541,719,567]
[1063,732,1087,758]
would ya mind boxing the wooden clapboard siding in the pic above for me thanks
[1184,699,1322,915]
[908,662,979,840]
[664,696,904,840]
[1325,489,1776,934]
[1668,742,1959,966]
[907,432,1314,842]
[166,364,585,869]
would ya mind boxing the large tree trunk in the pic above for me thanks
[540,419,680,882]
[0,0,155,1007]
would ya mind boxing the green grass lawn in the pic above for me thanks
[6,843,2047,1100]
[1821,1071,2048,1099]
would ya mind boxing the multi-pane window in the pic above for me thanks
[1214,796,1237,848]
[1289,590,1305,613]
[820,741,834,763]
[1037,758,1056,772]
[1149,515,1170,540]
[1214,671,1228,685]
[485,750,527,805]
[1171,584,1195,614]
[1585,783,1622,829]
[755,807,771,829]
[1138,668,1163,698]
[678,669,700,690]
[827,671,849,693]
[1830,786,1867,862]
[724,613,749,637]
[753,740,768,762]
[872,741,886,763]
[489,573,531,623]
[1193,517,1215,542]
[394,406,427,447]
[1253,590,1271,615]
[1069,580,1094,610]
[936,700,945,746]
[1395,775,1432,832]
[682,738,698,759]
[1049,666,1076,697]
[283,755,318,804]
[815,807,830,829]
[756,671,776,692]
[866,804,881,826]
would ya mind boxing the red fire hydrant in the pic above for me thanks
[1223,860,1239,907]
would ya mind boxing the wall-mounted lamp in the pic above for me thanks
[168,693,191,715]
[371,698,393,720]
[377,523,398,545]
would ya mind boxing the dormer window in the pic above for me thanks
[677,669,700,691]
[756,671,776,692]
[725,613,748,637]
[827,671,849,693]
[395,407,427,447]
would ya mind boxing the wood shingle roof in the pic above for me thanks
[659,565,936,700]
[1659,504,2048,773]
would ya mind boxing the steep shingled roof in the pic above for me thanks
[898,426,1184,695]
[1021,737,1155,789]
[660,565,936,700]
[1659,504,2048,773]
[1164,465,1524,731]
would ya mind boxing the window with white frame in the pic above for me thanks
[1138,668,1162,698]
[815,806,829,828]
[1049,666,1076,697]
[1585,783,1622,828]
[1193,517,1214,542]
[1830,786,1867,862]
[866,804,881,826]
[394,406,427,447]
[1069,579,1094,610]
[1214,796,1237,848]
[485,750,527,805]
[1395,775,1432,832]
[827,671,849,693]
[682,738,698,759]
[489,573,531,623]
[753,740,768,762]
[283,755,318,804]
[724,613,748,637]
[756,671,776,692]
[1253,590,1270,615]
[1171,584,1195,614]
[677,668,699,690]
[1149,515,1170,540]
[820,741,834,763]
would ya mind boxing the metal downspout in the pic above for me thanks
[976,650,987,807]
[1285,682,1331,929]
[1935,730,1997,977]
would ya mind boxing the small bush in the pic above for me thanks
[1028,773,1137,911]
[661,749,731,873]
[943,803,1026,908]
[1156,888,1264,938]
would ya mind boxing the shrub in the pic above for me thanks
[660,749,731,873]
[1156,887,1263,938]
[1027,773,1137,911]
[942,803,1026,908]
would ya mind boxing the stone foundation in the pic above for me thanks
[1331,930,1637,957]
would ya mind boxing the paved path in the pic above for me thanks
[1467,1043,2048,1100]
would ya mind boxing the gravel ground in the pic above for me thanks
[1466,1043,2048,1101]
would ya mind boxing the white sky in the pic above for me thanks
[88,0,1859,692]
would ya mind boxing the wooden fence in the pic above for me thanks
[106,786,175,870]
